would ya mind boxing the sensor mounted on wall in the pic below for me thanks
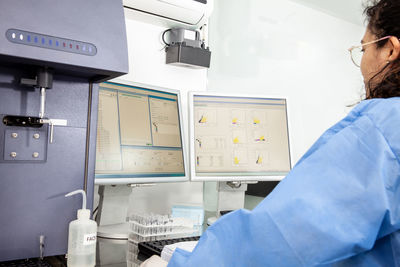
[163,27,211,69]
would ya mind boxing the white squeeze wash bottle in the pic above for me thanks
[65,189,97,267]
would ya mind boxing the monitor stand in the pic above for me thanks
[96,184,157,239]
[96,185,132,240]
[207,181,257,225]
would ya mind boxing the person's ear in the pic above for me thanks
[388,36,400,62]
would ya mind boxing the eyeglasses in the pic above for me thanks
[348,36,392,67]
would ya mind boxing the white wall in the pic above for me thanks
[207,0,365,164]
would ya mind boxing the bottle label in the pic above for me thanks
[83,233,97,245]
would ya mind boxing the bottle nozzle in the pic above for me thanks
[65,189,87,210]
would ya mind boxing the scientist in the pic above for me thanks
[143,0,400,265]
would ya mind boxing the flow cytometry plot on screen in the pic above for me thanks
[195,136,226,150]
[253,130,267,143]
[230,109,246,126]
[233,149,248,166]
[119,93,152,146]
[122,147,184,173]
[96,90,122,171]
[190,93,291,182]
[254,150,269,166]
[150,98,182,147]
[232,130,247,145]
[196,108,217,126]
[251,110,268,127]
[96,81,187,184]
[196,154,224,167]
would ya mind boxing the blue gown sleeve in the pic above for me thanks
[168,101,400,267]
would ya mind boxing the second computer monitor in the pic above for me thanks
[189,92,292,182]
[95,80,188,184]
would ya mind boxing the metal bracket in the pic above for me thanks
[39,118,68,144]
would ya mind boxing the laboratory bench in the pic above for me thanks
[0,238,138,267]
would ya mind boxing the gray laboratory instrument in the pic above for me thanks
[0,0,128,262]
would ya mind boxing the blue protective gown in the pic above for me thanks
[168,98,400,267]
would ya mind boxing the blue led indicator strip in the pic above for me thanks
[6,28,97,56]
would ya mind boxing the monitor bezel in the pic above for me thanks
[188,91,293,182]
[94,79,189,185]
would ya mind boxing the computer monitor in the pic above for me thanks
[95,80,188,185]
[189,92,292,182]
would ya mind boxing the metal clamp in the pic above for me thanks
[39,119,67,144]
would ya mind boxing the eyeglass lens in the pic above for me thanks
[351,47,363,67]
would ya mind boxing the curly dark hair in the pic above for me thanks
[364,0,400,98]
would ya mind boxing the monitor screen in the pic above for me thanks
[95,81,187,184]
[189,92,291,181]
